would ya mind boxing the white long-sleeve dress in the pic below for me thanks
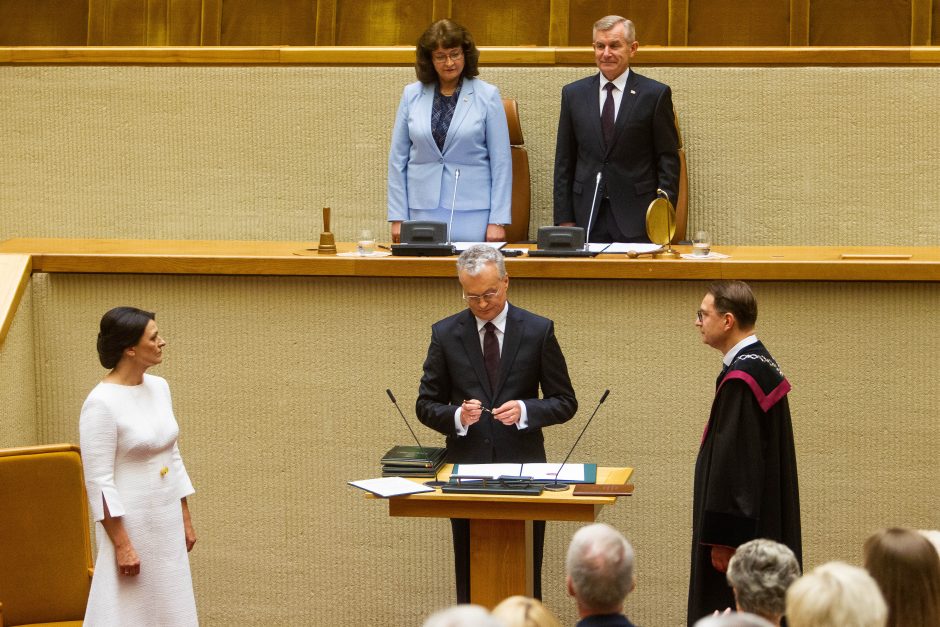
[79,373,197,626]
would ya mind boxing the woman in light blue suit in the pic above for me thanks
[388,19,512,243]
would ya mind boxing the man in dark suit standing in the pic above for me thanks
[416,244,578,603]
[554,15,680,243]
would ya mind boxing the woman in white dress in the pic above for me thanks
[80,307,198,626]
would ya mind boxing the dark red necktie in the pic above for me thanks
[602,82,616,147]
[483,322,500,392]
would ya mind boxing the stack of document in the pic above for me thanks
[380,445,447,478]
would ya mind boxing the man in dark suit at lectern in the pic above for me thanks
[416,244,578,603]
[554,15,680,243]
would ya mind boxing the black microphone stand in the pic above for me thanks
[386,389,447,487]
[543,389,610,492]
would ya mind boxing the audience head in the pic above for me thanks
[415,19,480,84]
[863,527,940,627]
[97,306,156,369]
[565,523,635,616]
[726,538,801,624]
[491,596,560,627]
[786,561,887,627]
[694,613,775,627]
[423,604,503,627]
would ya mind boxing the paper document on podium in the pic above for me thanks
[452,463,595,483]
[348,477,435,498]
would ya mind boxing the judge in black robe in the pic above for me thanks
[687,282,802,625]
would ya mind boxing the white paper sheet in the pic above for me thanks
[452,462,588,482]
[348,477,435,497]
[452,463,522,479]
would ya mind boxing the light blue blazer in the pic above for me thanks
[387,77,512,224]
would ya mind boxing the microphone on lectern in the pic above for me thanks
[584,172,603,250]
[543,389,610,492]
[386,389,446,487]
[446,169,461,244]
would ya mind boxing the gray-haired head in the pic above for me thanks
[694,613,775,627]
[423,604,504,627]
[593,16,635,42]
[457,244,506,278]
[726,539,801,621]
[566,523,635,613]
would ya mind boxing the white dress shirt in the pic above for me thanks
[454,302,529,435]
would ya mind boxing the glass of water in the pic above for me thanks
[357,229,375,256]
[692,230,711,257]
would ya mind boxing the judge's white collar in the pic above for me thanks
[723,334,758,367]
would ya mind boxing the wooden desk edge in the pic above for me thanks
[2,240,939,282]
[0,254,32,349]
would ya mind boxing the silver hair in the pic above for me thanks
[593,16,636,42]
[726,539,801,619]
[786,562,887,627]
[565,523,634,612]
[456,244,506,278]
[423,604,504,627]
[694,613,775,627]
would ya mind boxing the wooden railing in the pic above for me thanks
[2,46,940,66]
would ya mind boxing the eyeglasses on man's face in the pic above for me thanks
[697,308,726,322]
[432,49,464,64]
[462,284,503,304]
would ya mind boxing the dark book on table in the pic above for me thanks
[380,445,446,468]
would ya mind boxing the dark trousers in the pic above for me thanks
[450,518,546,604]
[589,198,649,243]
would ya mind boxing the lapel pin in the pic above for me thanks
[630,89,636,95]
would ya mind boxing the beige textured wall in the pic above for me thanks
[1,65,938,245]
[18,272,940,625]
[0,284,36,447]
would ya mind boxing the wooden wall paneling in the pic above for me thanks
[934,0,940,44]
[809,0,912,46]
[911,0,932,44]
[220,0,317,45]
[166,0,204,45]
[315,0,336,44]
[549,0,569,46]
[147,0,169,45]
[335,0,432,45]
[432,0,453,21]
[200,0,222,45]
[687,0,790,46]
[451,0,550,46]
[668,0,688,45]
[94,0,149,45]
[790,0,811,45]
[568,1,669,46]
[0,0,89,45]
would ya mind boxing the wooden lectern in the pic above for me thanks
[380,465,633,609]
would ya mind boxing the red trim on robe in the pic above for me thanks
[700,372,791,445]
